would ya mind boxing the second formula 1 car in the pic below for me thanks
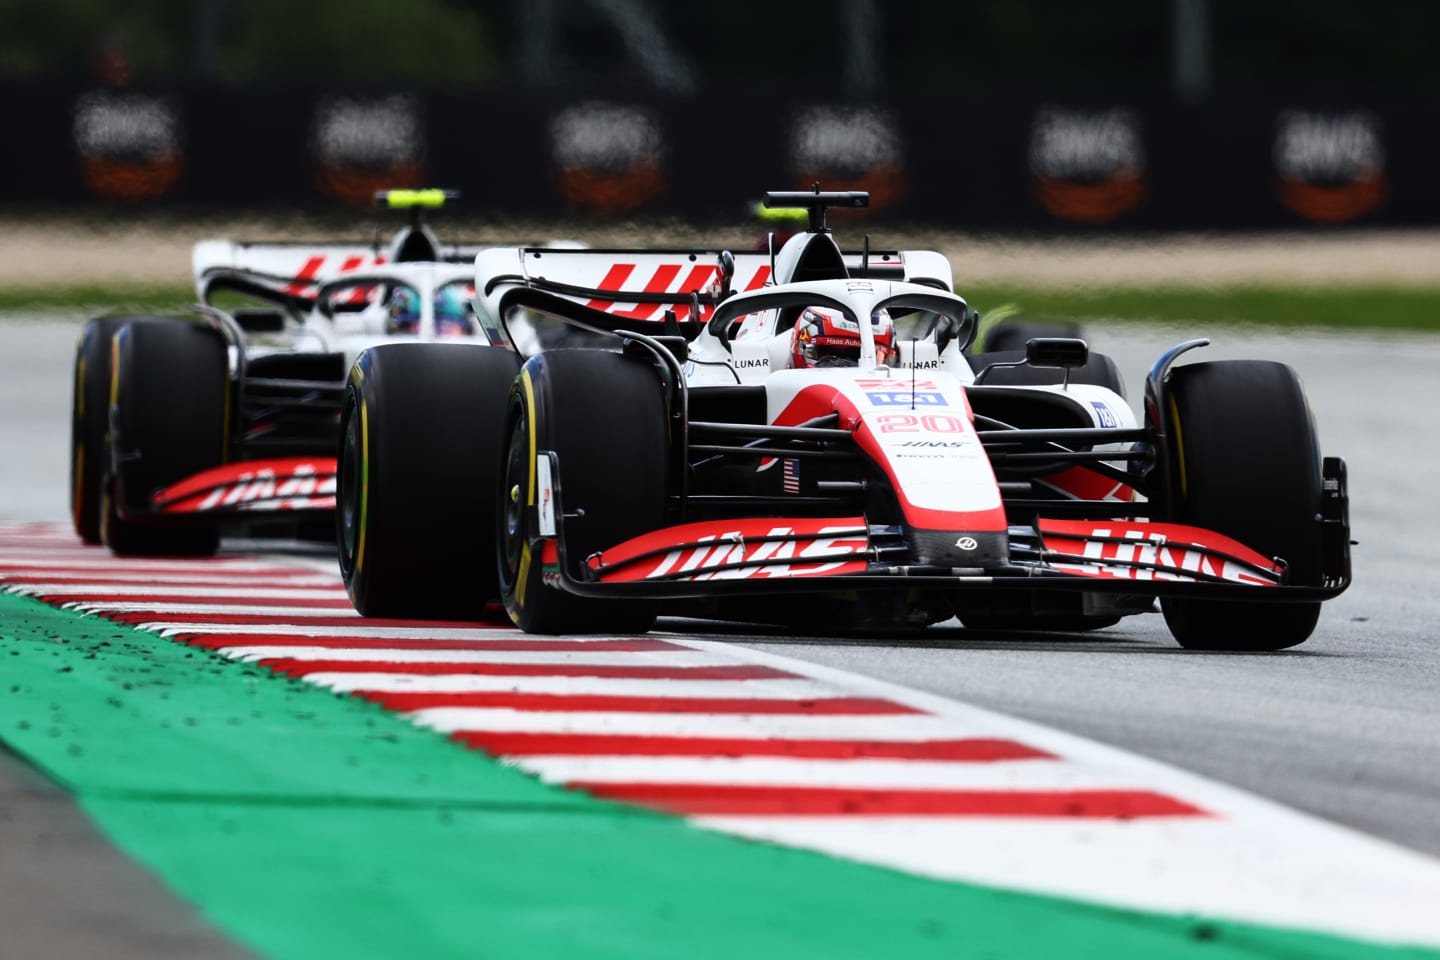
[70,189,496,556]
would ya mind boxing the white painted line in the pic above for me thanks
[0,571,341,586]
[509,756,1126,791]
[61,602,359,616]
[410,710,957,740]
[146,624,523,639]
[219,647,733,666]
[0,555,292,572]
[0,532,92,545]
[305,674,836,699]
[12,583,348,600]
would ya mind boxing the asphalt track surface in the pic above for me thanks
[0,317,262,958]
[1,317,1437,949]
[0,744,256,960]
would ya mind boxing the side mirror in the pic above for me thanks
[1025,337,1089,368]
[972,336,1091,387]
[716,250,735,299]
[232,308,287,333]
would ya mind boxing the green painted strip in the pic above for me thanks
[2,590,1434,960]
[962,284,1440,333]
[0,592,583,806]
[7,282,1440,333]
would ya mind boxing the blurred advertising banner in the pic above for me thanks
[71,89,184,204]
[1027,106,1148,225]
[2,84,1435,228]
[1272,110,1388,224]
[309,96,426,207]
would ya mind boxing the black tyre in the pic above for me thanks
[1158,360,1324,651]
[499,350,669,635]
[70,315,134,542]
[969,348,1126,398]
[102,320,229,557]
[338,343,522,619]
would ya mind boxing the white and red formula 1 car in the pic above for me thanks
[70,189,499,556]
[339,190,1351,649]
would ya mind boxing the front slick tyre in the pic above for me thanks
[338,343,521,620]
[103,319,228,557]
[71,315,133,543]
[1159,360,1324,651]
[499,350,668,635]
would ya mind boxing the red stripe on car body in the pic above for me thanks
[584,263,636,311]
[282,255,326,295]
[610,264,682,320]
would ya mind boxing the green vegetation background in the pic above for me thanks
[6,283,1438,333]
[5,0,1440,97]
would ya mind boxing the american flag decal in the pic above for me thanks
[783,458,800,494]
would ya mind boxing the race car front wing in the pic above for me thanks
[150,457,339,514]
[539,454,1352,603]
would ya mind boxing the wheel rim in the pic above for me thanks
[337,398,363,577]
[499,410,529,592]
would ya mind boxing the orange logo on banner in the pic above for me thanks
[557,162,666,217]
[1032,170,1147,224]
[1277,174,1387,224]
[81,154,183,204]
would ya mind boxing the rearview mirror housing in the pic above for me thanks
[232,308,287,333]
[1026,337,1089,368]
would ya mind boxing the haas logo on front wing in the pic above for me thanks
[197,464,335,511]
[644,527,866,580]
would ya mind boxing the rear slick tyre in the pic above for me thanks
[498,350,668,635]
[102,320,229,557]
[1158,360,1324,651]
[338,343,522,620]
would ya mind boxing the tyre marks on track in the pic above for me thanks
[3,522,1440,948]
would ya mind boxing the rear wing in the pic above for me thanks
[474,246,954,325]
[193,241,383,303]
[193,186,493,307]
[192,240,490,303]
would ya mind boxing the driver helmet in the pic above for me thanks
[433,285,472,337]
[790,306,896,368]
[385,286,421,334]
